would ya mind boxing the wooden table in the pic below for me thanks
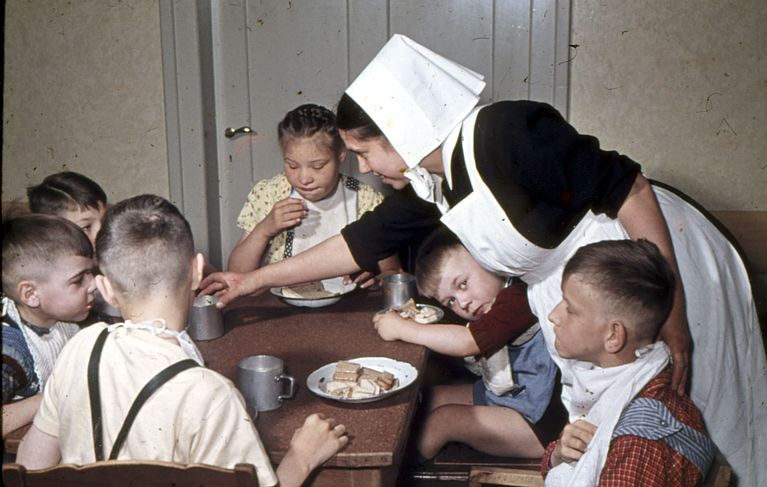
[196,288,428,487]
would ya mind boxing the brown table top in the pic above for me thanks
[195,287,428,470]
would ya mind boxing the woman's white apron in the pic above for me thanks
[434,107,767,486]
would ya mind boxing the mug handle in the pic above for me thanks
[276,374,295,401]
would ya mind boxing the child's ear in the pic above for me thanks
[605,320,628,354]
[95,275,120,309]
[17,281,40,308]
[338,147,348,163]
[190,253,205,291]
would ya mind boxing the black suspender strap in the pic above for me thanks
[107,358,198,460]
[88,328,110,461]
[87,327,199,461]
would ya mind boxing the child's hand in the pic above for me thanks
[261,198,306,237]
[288,413,348,469]
[373,309,411,341]
[552,420,597,467]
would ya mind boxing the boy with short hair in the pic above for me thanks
[2,215,96,437]
[27,171,108,248]
[543,239,715,485]
[374,227,565,459]
[17,195,347,487]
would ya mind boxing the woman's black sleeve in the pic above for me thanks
[341,187,442,272]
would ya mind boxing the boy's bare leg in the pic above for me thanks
[426,383,473,411]
[418,399,543,459]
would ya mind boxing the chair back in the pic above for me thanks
[2,461,259,487]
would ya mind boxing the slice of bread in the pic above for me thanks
[281,281,335,299]
[323,361,398,398]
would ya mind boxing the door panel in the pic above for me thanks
[162,0,571,269]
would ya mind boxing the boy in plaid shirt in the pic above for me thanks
[543,240,715,486]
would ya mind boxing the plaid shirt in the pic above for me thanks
[542,368,711,486]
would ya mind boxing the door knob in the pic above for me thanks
[224,126,256,138]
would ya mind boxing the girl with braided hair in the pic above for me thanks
[228,104,400,285]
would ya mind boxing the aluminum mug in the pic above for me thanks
[382,273,417,309]
[188,295,224,341]
[238,355,295,412]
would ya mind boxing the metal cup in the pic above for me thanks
[382,273,417,309]
[238,355,295,412]
[187,295,224,341]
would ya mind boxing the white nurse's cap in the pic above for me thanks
[346,34,486,168]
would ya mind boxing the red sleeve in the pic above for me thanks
[469,283,537,357]
[597,436,703,487]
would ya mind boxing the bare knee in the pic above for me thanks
[426,384,473,411]
[417,404,471,459]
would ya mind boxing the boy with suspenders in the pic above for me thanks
[17,195,347,487]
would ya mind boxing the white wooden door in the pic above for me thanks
[161,0,572,269]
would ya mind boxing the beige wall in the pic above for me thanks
[2,0,167,205]
[3,0,765,213]
[569,0,766,211]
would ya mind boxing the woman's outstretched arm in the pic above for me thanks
[200,234,361,307]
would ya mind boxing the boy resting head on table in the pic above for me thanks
[17,194,348,487]
[373,227,565,460]
[2,215,96,438]
[543,239,715,486]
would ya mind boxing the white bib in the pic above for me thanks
[2,297,79,395]
[288,178,356,256]
[545,342,670,486]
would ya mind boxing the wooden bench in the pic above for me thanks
[2,461,259,487]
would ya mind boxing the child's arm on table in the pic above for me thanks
[373,310,480,357]
[228,198,306,272]
[276,413,348,487]
[2,395,42,437]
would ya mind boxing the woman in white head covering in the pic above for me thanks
[202,34,766,485]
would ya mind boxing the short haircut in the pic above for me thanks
[96,195,194,301]
[335,93,384,140]
[562,239,676,341]
[2,214,94,299]
[27,171,107,215]
[414,226,464,298]
[278,104,344,155]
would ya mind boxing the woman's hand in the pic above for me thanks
[551,420,597,467]
[261,198,306,237]
[343,271,377,289]
[198,271,262,308]
[373,309,411,342]
[659,307,691,394]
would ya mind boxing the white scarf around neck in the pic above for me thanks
[545,342,670,487]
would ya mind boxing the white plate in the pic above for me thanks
[307,357,418,404]
[270,277,356,308]
[379,303,445,324]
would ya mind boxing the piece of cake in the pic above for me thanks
[332,360,361,382]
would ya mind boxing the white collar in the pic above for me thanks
[108,319,204,366]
